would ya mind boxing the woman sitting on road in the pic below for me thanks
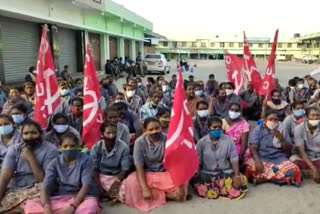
[0,121,58,213]
[122,117,187,212]
[262,89,290,121]
[244,110,301,186]
[191,116,247,200]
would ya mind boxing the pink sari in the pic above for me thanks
[24,195,101,214]
[222,119,250,159]
[123,171,187,212]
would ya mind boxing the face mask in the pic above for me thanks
[149,132,162,142]
[225,89,234,96]
[308,120,320,127]
[293,109,305,118]
[266,121,278,130]
[54,124,69,133]
[137,82,142,87]
[197,110,209,118]
[209,129,222,139]
[60,149,80,160]
[60,89,70,96]
[229,111,241,120]
[298,84,305,89]
[195,90,203,97]
[272,98,281,105]
[162,85,169,92]
[12,114,25,124]
[218,96,226,101]
[72,108,82,116]
[290,86,295,90]
[0,124,14,135]
[126,90,135,98]
[102,84,109,89]
[24,137,42,148]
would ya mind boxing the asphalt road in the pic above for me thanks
[104,60,320,214]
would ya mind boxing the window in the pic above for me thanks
[278,43,283,48]
[192,42,197,47]
[162,41,168,47]
[181,42,187,47]
[287,43,292,48]
[268,43,272,48]
[173,42,177,48]
[258,44,263,48]
[145,55,161,59]
[238,42,243,48]
[201,42,206,48]
[229,42,234,48]
[249,43,253,48]
[210,42,215,47]
[220,42,225,48]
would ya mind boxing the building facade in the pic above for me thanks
[0,0,152,83]
[155,34,320,61]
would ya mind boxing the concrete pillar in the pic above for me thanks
[139,41,145,57]
[117,37,125,63]
[100,34,109,69]
[130,40,136,60]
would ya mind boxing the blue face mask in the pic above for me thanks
[54,124,69,133]
[60,149,80,160]
[60,89,71,96]
[209,129,222,139]
[0,124,14,136]
[12,114,25,124]
[293,109,305,118]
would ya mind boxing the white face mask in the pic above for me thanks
[298,84,305,89]
[225,89,234,96]
[126,90,135,98]
[308,120,320,127]
[229,110,241,120]
[162,85,169,92]
[195,90,203,97]
[197,110,209,118]
[266,121,278,130]
[137,82,142,87]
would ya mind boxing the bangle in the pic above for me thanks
[70,203,77,210]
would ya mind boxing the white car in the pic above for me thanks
[144,54,170,75]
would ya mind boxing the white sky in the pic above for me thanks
[113,0,320,40]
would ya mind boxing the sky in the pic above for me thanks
[113,0,320,41]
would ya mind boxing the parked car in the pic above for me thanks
[276,55,286,61]
[302,55,318,64]
[144,54,170,75]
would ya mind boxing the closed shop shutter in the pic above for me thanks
[58,27,77,74]
[0,16,40,83]
[88,33,101,70]
[136,41,139,57]
[124,39,130,58]
[109,36,117,60]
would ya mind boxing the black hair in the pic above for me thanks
[271,89,281,96]
[75,78,82,83]
[52,113,68,124]
[219,82,226,89]
[111,102,128,111]
[185,82,195,90]
[59,132,81,147]
[208,116,222,127]
[189,75,194,79]
[147,77,155,84]
[71,97,83,106]
[21,120,42,136]
[172,74,177,78]
[226,82,235,89]
[103,106,119,118]
[291,100,305,109]
[143,117,160,129]
[228,102,241,110]
[288,79,296,87]
[11,103,28,114]
[209,74,215,79]
[24,81,35,87]
[149,89,161,98]
[196,100,208,109]
[0,114,14,123]
[29,66,35,73]
[306,107,320,117]
[264,109,278,118]
[74,87,83,95]
[156,107,171,118]
[100,121,117,135]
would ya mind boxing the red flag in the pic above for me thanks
[163,68,199,186]
[225,52,244,95]
[34,26,61,128]
[243,32,262,92]
[259,29,279,98]
[82,43,103,149]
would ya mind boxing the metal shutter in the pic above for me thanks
[0,16,39,83]
[124,39,130,58]
[58,27,77,74]
[109,36,117,60]
[88,33,101,71]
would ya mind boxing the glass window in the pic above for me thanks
[238,42,243,48]
[201,42,206,48]
[145,55,161,59]
[229,42,234,48]
[278,43,283,48]
[258,44,263,48]
[181,42,187,47]
[192,42,197,47]
[162,41,168,47]
[210,42,215,47]
[220,42,225,48]
[249,43,253,48]
[287,43,292,48]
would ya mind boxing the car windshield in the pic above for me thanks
[145,55,161,59]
